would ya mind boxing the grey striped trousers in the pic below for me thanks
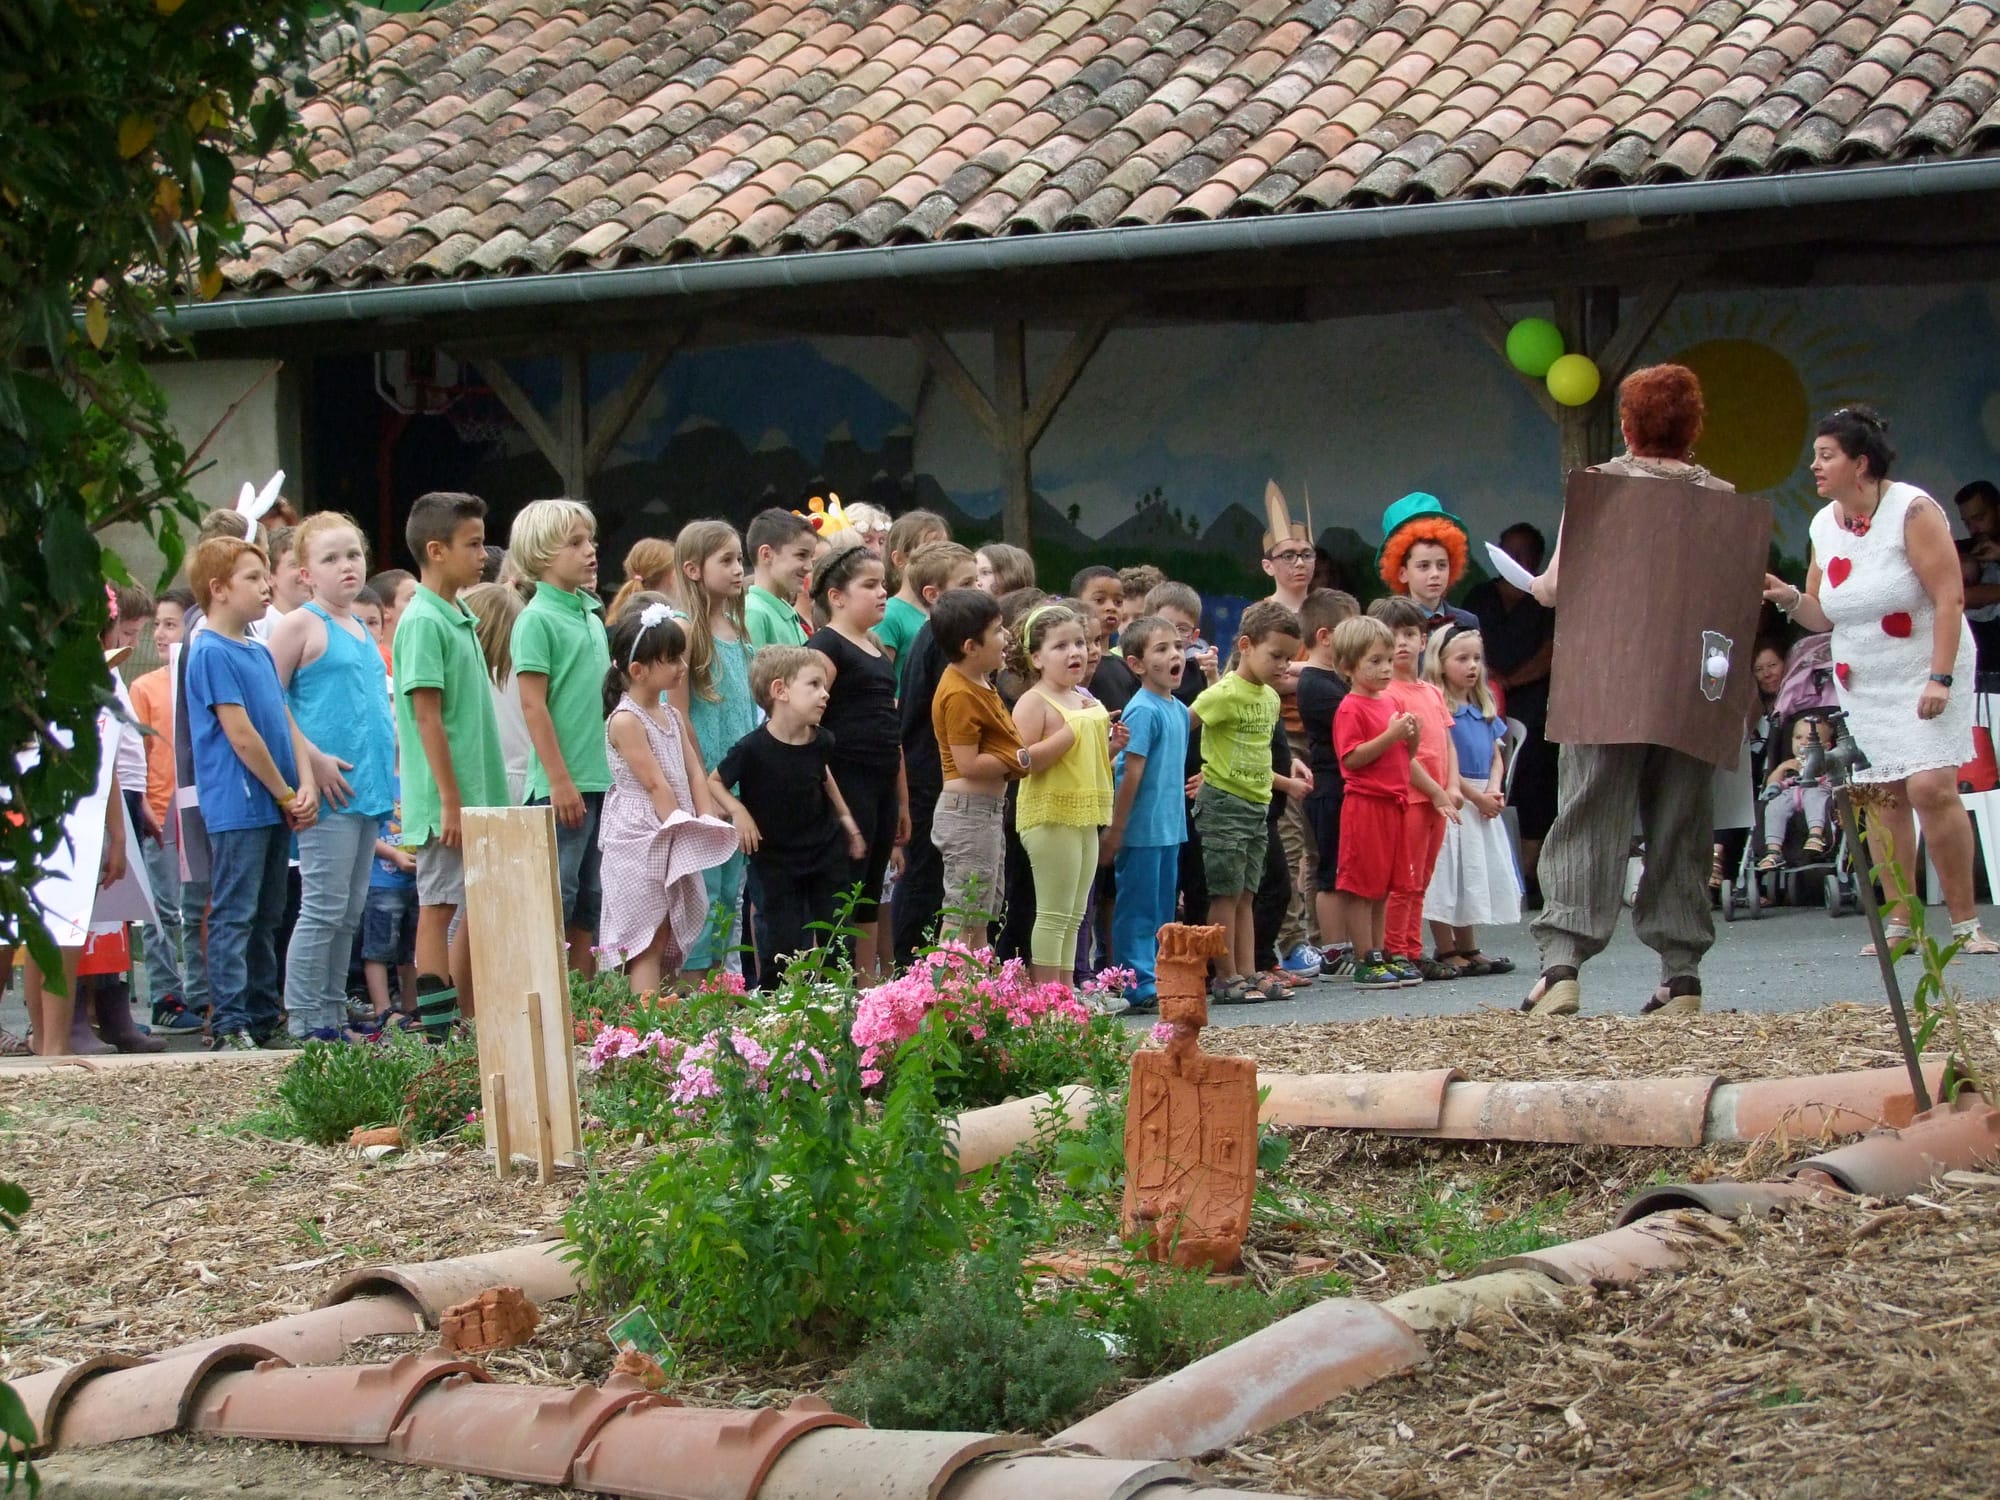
[1530,742,1715,982]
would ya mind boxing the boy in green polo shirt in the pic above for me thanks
[509,498,613,973]
[1189,599,1306,1002]
[394,491,508,1035]
[744,507,817,649]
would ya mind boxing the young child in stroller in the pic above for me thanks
[1758,714,1835,871]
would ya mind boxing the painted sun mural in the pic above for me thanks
[1645,298,1887,525]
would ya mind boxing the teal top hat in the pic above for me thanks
[1375,491,1469,574]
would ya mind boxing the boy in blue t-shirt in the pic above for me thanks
[1103,615,1194,1012]
[363,774,418,1029]
[183,537,318,1050]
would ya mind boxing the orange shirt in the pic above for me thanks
[129,666,176,826]
[1384,677,1452,806]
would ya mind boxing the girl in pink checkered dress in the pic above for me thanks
[596,602,739,994]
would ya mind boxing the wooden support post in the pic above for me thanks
[525,990,557,1185]
[488,1073,512,1181]
[909,309,1124,552]
[994,320,1031,550]
[559,349,588,500]
[581,335,687,476]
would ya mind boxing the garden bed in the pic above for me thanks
[6,997,1997,1496]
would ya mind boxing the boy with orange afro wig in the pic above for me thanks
[1377,493,1476,634]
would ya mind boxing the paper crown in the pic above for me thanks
[794,493,851,534]
[1376,491,1470,587]
[1261,480,1310,553]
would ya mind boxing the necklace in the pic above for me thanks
[1839,481,1883,536]
[1619,453,1714,484]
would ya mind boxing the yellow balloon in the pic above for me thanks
[1546,353,1601,407]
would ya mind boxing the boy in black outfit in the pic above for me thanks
[712,646,866,988]
[1294,589,1360,973]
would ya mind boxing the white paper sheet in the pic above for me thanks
[1485,541,1537,593]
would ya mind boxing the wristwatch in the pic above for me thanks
[1016,746,1032,772]
[1930,673,1955,687]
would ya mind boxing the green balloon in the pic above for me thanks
[1505,317,1565,378]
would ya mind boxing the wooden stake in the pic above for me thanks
[526,990,557,1184]
[489,1072,512,1181]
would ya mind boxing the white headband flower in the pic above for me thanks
[630,601,674,670]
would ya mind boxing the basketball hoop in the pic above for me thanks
[375,348,464,416]
[445,387,512,449]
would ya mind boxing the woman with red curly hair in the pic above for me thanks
[1378,493,1477,634]
[1523,363,1736,1021]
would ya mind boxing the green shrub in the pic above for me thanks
[268,1028,477,1146]
[1099,1268,1346,1379]
[563,982,970,1361]
[833,1240,1115,1432]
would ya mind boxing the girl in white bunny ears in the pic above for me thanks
[594,602,740,994]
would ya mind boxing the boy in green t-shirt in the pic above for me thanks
[394,491,508,1035]
[1189,600,1306,1002]
[743,507,817,649]
[509,498,613,972]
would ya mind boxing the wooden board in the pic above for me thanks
[462,807,581,1181]
[1546,468,1773,770]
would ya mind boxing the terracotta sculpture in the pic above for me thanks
[1122,923,1259,1271]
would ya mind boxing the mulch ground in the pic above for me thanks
[6,1000,1998,1498]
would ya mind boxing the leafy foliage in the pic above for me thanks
[1351,1174,1568,1275]
[0,0,365,970]
[0,1180,35,1496]
[1086,1266,1346,1379]
[563,980,971,1361]
[268,1028,477,1145]
[1878,859,1994,1106]
[832,1237,1115,1432]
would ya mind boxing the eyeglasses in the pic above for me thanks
[1267,549,1313,565]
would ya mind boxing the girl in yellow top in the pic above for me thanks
[1010,601,1128,985]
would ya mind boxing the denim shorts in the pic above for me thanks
[362,886,418,965]
[1194,783,1268,898]
[532,791,604,933]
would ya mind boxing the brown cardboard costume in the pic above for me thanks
[1546,469,1774,768]
[1527,459,1771,1017]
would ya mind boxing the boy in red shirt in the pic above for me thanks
[1331,616,1420,991]
[1370,596,1460,981]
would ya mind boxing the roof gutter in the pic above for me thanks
[166,155,2000,334]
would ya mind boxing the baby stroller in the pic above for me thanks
[1720,634,1863,920]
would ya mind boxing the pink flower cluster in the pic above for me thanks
[580,1020,824,1118]
[851,943,1097,1085]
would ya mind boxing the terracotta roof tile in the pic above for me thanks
[223,0,2000,289]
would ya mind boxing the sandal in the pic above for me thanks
[1521,966,1581,1017]
[1802,830,1828,858]
[1259,967,1310,990]
[1640,976,1702,1017]
[1708,847,1724,892]
[1462,948,1513,976]
[1438,949,1487,976]
[1253,971,1294,1001]
[1756,849,1783,873]
[1209,977,1261,1006]
[1951,922,2000,956]
[1416,956,1460,982]
[0,1029,30,1058]
[1860,923,1911,959]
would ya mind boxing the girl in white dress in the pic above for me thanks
[1423,626,1522,973]
[1763,404,1994,955]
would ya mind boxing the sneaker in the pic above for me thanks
[217,1031,258,1052]
[260,1031,304,1051]
[1352,960,1403,991]
[1124,995,1158,1015]
[1279,943,1323,979]
[1322,947,1356,979]
[344,994,377,1029]
[301,1026,345,1044]
[1388,957,1425,988]
[150,997,205,1033]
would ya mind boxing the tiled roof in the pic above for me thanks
[233,0,2000,292]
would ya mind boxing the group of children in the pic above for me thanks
[32,481,1530,1056]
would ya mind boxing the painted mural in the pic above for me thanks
[448,282,2000,603]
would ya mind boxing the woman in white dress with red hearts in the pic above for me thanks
[1763,405,1994,954]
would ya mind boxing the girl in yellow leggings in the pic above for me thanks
[1010,601,1119,986]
